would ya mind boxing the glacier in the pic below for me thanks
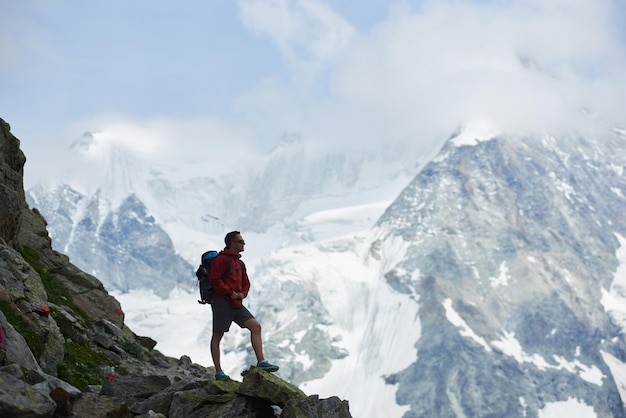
[26,123,626,417]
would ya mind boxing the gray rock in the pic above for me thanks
[70,392,132,418]
[100,375,172,400]
[237,367,307,408]
[0,311,42,373]
[0,371,56,418]
[29,369,82,416]
[281,394,352,418]
[0,363,24,379]
[129,391,175,415]
[168,387,209,418]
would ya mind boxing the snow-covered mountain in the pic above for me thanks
[26,184,193,297]
[26,124,626,417]
[26,131,420,295]
[369,128,626,417]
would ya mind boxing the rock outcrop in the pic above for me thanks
[0,117,352,417]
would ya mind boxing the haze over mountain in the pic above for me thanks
[7,1,626,416]
[26,119,626,417]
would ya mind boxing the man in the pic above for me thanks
[209,230,279,380]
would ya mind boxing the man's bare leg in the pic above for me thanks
[211,332,224,372]
[242,318,264,362]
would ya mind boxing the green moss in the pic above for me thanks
[115,365,128,376]
[18,245,45,272]
[0,299,43,358]
[57,340,115,390]
[120,341,143,357]
[18,246,91,325]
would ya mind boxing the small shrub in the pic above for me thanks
[121,341,143,357]
[57,340,115,390]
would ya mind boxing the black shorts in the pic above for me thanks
[211,298,255,333]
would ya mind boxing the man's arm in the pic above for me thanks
[209,256,233,297]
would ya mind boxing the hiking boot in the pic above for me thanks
[215,370,229,380]
[256,360,279,372]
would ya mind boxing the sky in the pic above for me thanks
[2,0,626,187]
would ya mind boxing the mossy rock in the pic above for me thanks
[201,393,238,404]
[208,378,241,394]
[237,367,306,407]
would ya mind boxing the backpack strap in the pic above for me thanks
[218,256,245,284]
[224,258,246,286]
[221,255,232,279]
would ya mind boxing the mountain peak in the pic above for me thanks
[449,119,501,147]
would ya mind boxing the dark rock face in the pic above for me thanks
[0,118,352,417]
[0,119,26,246]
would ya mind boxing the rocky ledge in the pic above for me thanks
[0,117,352,417]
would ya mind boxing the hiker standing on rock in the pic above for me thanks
[209,230,279,380]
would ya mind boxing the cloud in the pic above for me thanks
[22,114,262,189]
[238,0,356,68]
[234,0,626,152]
[15,0,626,189]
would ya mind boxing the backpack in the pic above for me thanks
[195,250,230,304]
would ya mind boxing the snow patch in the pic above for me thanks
[538,397,597,418]
[491,331,604,385]
[601,350,626,404]
[488,262,509,288]
[450,119,500,147]
[443,298,492,352]
[602,233,626,334]
[283,231,419,418]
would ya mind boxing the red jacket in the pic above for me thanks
[209,248,250,309]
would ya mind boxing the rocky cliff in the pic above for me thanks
[375,131,626,416]
[0,117,351,418]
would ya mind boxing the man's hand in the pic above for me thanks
[231,292,244,300]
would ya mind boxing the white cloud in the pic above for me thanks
[238,0,356,67]
[10,0,626,187]
[234,0,626,153]
[23,114,262,189]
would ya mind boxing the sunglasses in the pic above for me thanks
[235,240,245,244]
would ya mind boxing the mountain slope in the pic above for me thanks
[25,122,626,417]
[26,185,193,297]
[370,130,626,416]
[26,133,419,296]
[0,117,353,418]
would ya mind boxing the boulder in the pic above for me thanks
[100,375,172,400]
[237,367,307,407]
[168,387,210,418]
[0,311,42,372]
[71,392,132,418]
[28,369,82,416]
[282,394,352,418]
[0,371,56,418]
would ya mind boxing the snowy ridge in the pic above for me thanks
[449,119,501,147]
[374,129,626,416]
[28,125,626,417]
